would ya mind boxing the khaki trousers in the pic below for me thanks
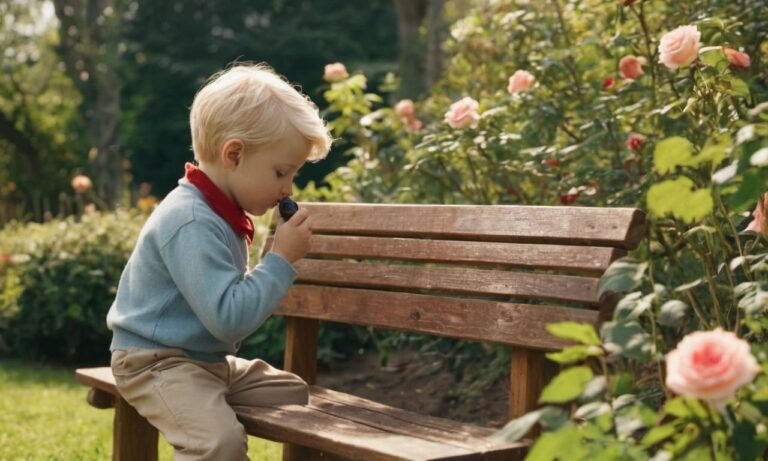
[111,348,309,461]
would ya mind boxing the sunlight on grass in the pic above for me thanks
[0,359,282,460]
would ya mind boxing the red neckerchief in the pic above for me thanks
[184,162,254,246]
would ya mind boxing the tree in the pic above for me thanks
[52,0,124,208]
[119,0,399,196]
[0,0,81,222]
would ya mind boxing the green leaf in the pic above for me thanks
[734,421,768,461]
[491,410,543,443]
[546,322,601,346]
[658,300,689,326]
[597,258,648,296]
[539,367,594,404]
[737,402,765,425]
[574,401,611,420]
[751,384,768,401]
[615,291,654,321]
[647,177,713,223]
[526,424,585,461]
[601,320,652,361]
[678,188,714,223]
[675,278,705,292]
[725,75,750,98]
[729,169,768,212]
[694,133,731,168]
[699,47,728,70]
[546,345,602,364]
[641,424,678,447]
[654,137,694,174]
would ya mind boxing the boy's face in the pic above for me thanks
[227,133,310,216]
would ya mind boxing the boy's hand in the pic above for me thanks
[272,208,312,264]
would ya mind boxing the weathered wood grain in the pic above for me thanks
[278,285,599,351]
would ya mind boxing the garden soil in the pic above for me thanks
[315,349,509,428]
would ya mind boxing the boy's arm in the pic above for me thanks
[160,220,297,344]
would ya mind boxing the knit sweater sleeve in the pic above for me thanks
[159,219,297,344]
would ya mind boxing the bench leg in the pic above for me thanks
[508,348,553,420]
[283,317,321,460]
[113,396,158,461]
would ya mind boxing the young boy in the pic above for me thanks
[106,63,332,460]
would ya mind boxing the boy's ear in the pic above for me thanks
[220,139,245,170]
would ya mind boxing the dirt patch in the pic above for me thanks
[315,349,509,428]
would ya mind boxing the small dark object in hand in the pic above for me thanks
[279,197,299,221]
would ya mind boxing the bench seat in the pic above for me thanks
[76,367,528,461]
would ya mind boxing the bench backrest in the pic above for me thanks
[264,202,647,419]
[266,203,646,349]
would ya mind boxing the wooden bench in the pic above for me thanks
[76,202,647,461]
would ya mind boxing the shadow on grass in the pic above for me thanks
[0,356,82,389]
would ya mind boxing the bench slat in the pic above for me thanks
[278,285,599,350]
[265,235,624,275]
[310,387,495,442]
[240,392,528,461]
[237,404,486,461]
[296,203,646,249]
[75,368,526,461]
[293,259,600,305]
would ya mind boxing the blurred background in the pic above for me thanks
[0,0,471,223]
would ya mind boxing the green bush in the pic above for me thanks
[0,210,145,363]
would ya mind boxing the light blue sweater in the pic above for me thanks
[107,181,297,362]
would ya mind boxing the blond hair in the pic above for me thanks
[190,63,332,163]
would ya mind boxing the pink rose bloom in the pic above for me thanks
[724,48,751,69]
[625,133,646,152]
[444,97,480,129]
[323,62,349,82]
[394,99,416,118]
[507,70,535,94]
[619,55,647,80]
[745,193,766,234]
[658,25,701,70]
[666,328,761,405]
[405,117,422,133]
[71,175,93,194]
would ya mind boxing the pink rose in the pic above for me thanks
[405,117,422,133]
[323,62,349,82]
[666,328,761,405]
[444,97,480,129]
[658,25,701,70]
[71,175,93,194]
[724,48,751,69]
[394,99,416,118]
[625,133,646,152]
[745,193,766,234]
[507,70,535,94]
[619,55,647,80]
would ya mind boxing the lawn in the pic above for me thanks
[0,359,282,460]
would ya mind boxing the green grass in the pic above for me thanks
[0,359,282,460]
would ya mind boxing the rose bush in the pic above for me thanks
[301,0,768,457]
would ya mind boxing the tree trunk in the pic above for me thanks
[53,0,123,208]
[424,0,446,91]
[393,0,426,99]
[393,0,447,98]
